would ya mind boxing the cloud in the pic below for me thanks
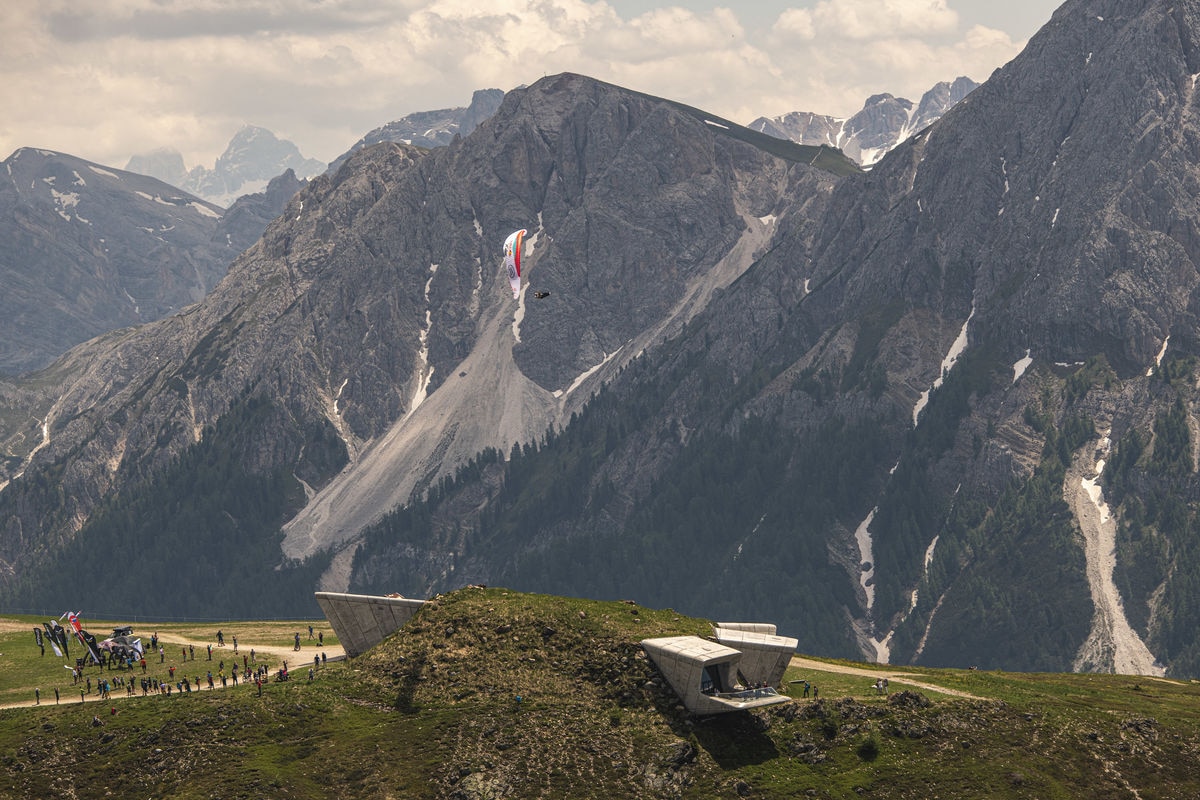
[776,0,960,41]
[766,1,1022,117]
[0,0,1028,171]
[43,0,421,42]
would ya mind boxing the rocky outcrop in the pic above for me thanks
[211,169,306,256]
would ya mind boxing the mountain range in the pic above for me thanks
[127,126,325,207]
[4,0,1200,680]
[126,93,506,208]
[749,76,980,166]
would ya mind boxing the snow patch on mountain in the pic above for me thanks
[914,306,974,426]
[1012,349,1033,384]
[1148,335,1170,376]
[409,263,439,418]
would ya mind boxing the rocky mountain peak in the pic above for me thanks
[325,88,505,174]
[126,125,325,207]
[749,76,980,166]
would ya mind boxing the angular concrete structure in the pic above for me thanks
[641,635,792,715]
[712,626,798,690]
[315,592,425,658]
[713,622,777,635]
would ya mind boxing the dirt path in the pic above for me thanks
[155,633,345,665]
[789,655,986,700]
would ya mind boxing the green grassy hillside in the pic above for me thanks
[0,589,1197,799]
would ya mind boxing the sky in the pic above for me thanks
[0,0,1062,172]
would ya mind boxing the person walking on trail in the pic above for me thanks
[294,633,301,651]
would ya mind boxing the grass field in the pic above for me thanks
[0,615,339,707]
[0,590,1197,799]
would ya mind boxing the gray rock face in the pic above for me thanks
[0,148,229,375]
[0,73,845,594]
[212,169,306,256]
[749,77,979,165]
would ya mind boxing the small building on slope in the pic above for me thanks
[641,624,798,715]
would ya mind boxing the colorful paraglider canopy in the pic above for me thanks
[504,229,526,299]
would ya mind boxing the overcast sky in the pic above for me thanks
[1,0,1061,171]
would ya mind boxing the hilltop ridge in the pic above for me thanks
[1,588,1199,798]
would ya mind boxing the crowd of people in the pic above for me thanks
[29,626,333,708]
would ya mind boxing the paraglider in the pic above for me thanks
[503,229,526,299]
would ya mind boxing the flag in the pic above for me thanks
[43,622,65,658]
[81,631,101,665]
